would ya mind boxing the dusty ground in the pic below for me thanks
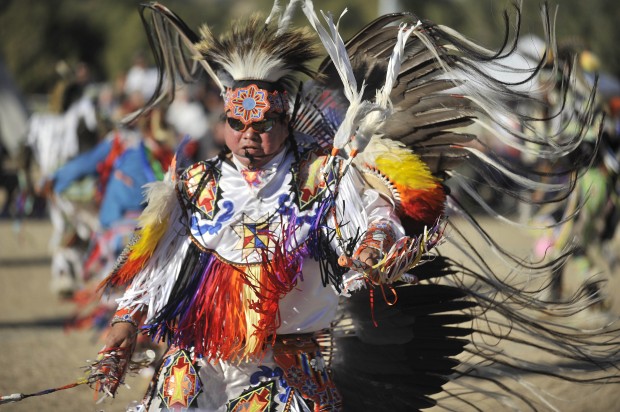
[0,220,150,412]
[0,218,619,412]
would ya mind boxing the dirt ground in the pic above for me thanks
[1,218,619,412]
[0,220,151,412]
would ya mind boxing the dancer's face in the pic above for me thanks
[224,113,289,169]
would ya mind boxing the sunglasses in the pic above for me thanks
[226,117,277,133]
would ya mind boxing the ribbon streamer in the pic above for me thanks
[0,378,92,405]
[0,348,155,405]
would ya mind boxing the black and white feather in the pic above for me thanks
[297,1,619,411]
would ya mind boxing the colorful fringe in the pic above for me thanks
[103,218,170,288]
[145,229,312,362]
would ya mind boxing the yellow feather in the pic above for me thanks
[375,145,439,190]
[131,217,170,258]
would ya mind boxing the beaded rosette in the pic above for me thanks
[224,84,289,125]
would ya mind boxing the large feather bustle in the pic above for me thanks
[195,14,320,94]
[289,2,619,411]
[327,5,594,163]
[351,23,419,156]
[325,5,600,216]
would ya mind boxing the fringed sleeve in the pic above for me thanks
[99,175,190,318]
[113,211,190,321]
[335,163,444,292]
[334,164,406,245]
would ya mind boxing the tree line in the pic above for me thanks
[1,0,618,96]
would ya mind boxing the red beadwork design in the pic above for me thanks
[225,84,289,126]
[225,84,271,125]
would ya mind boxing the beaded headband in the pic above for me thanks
[224,84,289,125]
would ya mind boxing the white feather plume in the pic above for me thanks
[277,0,303,35]
[377,23,418,108]
[265,0,282,26]
[217,50,288,83]
[302,1,368,151]
[352,23,419,154]
[137,172,177,228]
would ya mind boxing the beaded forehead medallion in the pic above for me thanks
[224,84,288,125]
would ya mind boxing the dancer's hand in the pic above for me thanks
[354,246,382,267]
[338,246,382,279]
[91,323,139,398]
[104,322,138,353]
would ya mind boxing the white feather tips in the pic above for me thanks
[220,50,287,83]
[303,4,421,157]
[352,23,419,154]
[377,22,419,107]
[265,0,282,26]
[302,2,358,102]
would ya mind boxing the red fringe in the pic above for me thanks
[173,240,303,361]
[176,260,249,361]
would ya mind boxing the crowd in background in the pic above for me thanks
[0,52,227,339]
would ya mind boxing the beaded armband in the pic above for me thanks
[110,307,142,328]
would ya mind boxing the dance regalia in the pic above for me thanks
[27,93,100,295]
[104,139,435,410]
[95,1,620,411]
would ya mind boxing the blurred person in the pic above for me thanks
[164,85,210,166]
[198,80,228,158]
[46,94,173,279]
[123,51,159,103]
[530,47,618,306]
[0,55,29,157]
[0,55,29,218]
[0,142,19,218]
[165,85,209,141]
[25,64,102,295]
[96,82,122,132]
[599,96,620,271]
[41,96,175,341]
[545,140,616,304]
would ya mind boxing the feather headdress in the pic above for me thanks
[195,13,319,95]
[130,1,319,125]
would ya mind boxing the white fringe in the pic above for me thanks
[116,207,190,322]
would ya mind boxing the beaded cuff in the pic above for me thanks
[110,307,141,328]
